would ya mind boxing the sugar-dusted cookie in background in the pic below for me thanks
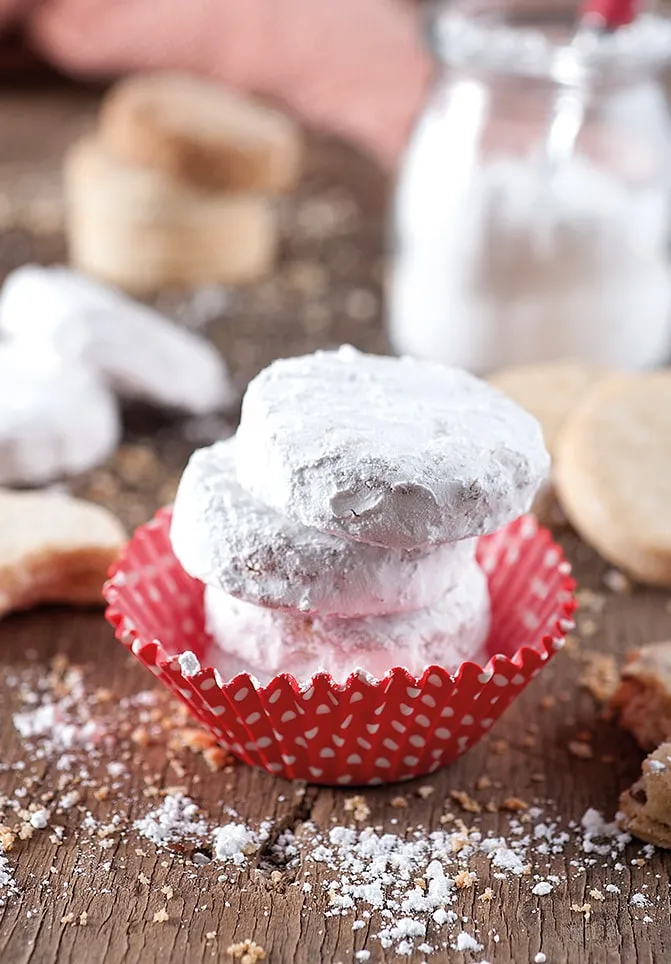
[618,742,671,848]
[0,344,120,487]
[235,346,549,551]
[203,558,490,685]
[554,371,671,587]
[170,439,477,618]
[0,490,126,619]
[64,137,279,292]
[611,641,671,750]
[99,73,302,194]
[0,264,235,415]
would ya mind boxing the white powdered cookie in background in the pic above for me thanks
[0,490,126,619]
[487,361,614,457]
[64,136,279,292]
[171,439,477,618]
[0,264,235,415]
[0,345,120,486]
[203,559,491,684]
[99,72,302,194]
[236,346,549,551]
[554,371,671,586]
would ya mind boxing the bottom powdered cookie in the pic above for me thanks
[203,558,491,684]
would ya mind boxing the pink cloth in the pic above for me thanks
[1,0,432,168]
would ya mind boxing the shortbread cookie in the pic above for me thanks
[64,137,278,291]
[235,346,549,550]
[0,346,120,486]
[554,372,671,586]
[488,361,613,457]
[0,490,126,619]
[171,439,477,618]
[611,641,671,750]
[0,264,235,414]
[618,742,671,848]
[100,73,301,193]
[203,561,491,684]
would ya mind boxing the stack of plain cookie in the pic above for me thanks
[64,73,302,292]
[170,346,549,683]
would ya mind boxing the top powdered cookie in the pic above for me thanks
[235,347,549,550]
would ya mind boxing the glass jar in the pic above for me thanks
[387,0,671,372]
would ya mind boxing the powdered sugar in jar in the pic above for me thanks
[387,0,671,372]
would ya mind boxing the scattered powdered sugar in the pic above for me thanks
[455,932,484,953]
[2,656,668,958]
[177,651,201,677]
[135,794,209,847]
[0,852,18,905]
[213,821,270,866]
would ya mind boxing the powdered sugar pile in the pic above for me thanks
[135,794,210,847]
[135,793,270,867]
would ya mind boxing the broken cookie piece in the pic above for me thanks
[0,490,126,619]
[618,742,671,848]
[611,642,671,750]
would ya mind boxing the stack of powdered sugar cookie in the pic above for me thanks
[170,346,549,684]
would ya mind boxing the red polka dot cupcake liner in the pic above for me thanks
[104,507,576,786]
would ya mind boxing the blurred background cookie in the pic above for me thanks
[64,136,280,292]
[99,72,302,194]
[554,371,671,587]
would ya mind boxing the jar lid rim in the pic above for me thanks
[427,5,671,79]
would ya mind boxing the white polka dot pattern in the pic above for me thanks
[104,508,576,786]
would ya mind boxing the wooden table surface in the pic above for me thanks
[0,87,670,964]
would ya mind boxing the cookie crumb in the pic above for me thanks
[580,653,619,704]
[417,786,435,799]
[454,869,476,889]
[153,908,169,923]
[571,902,592,921]
[490,739,509,755]
[501,796,528,812]
[450,790,481,814]
[475,775,492,791]
[344,796,371,822]
[478,887,494,901]
[568,740,594,760]
[161,885,174,900]
[603,569,632,594]
[390,796,408,809]
[589,888,605,901]
[60,913,75,925]
[226,939,266,963]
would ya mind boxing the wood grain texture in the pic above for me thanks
[0,86,670,964]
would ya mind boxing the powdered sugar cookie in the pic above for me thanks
[488,361,614,457]
[171,439,477,618]
[0,264,235,415]
[100,73,302,194]
[554,371,671,586]
[0,490,126,619]
[203,560,491,684]
[0,346,120,486]
[235,346,549,550]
